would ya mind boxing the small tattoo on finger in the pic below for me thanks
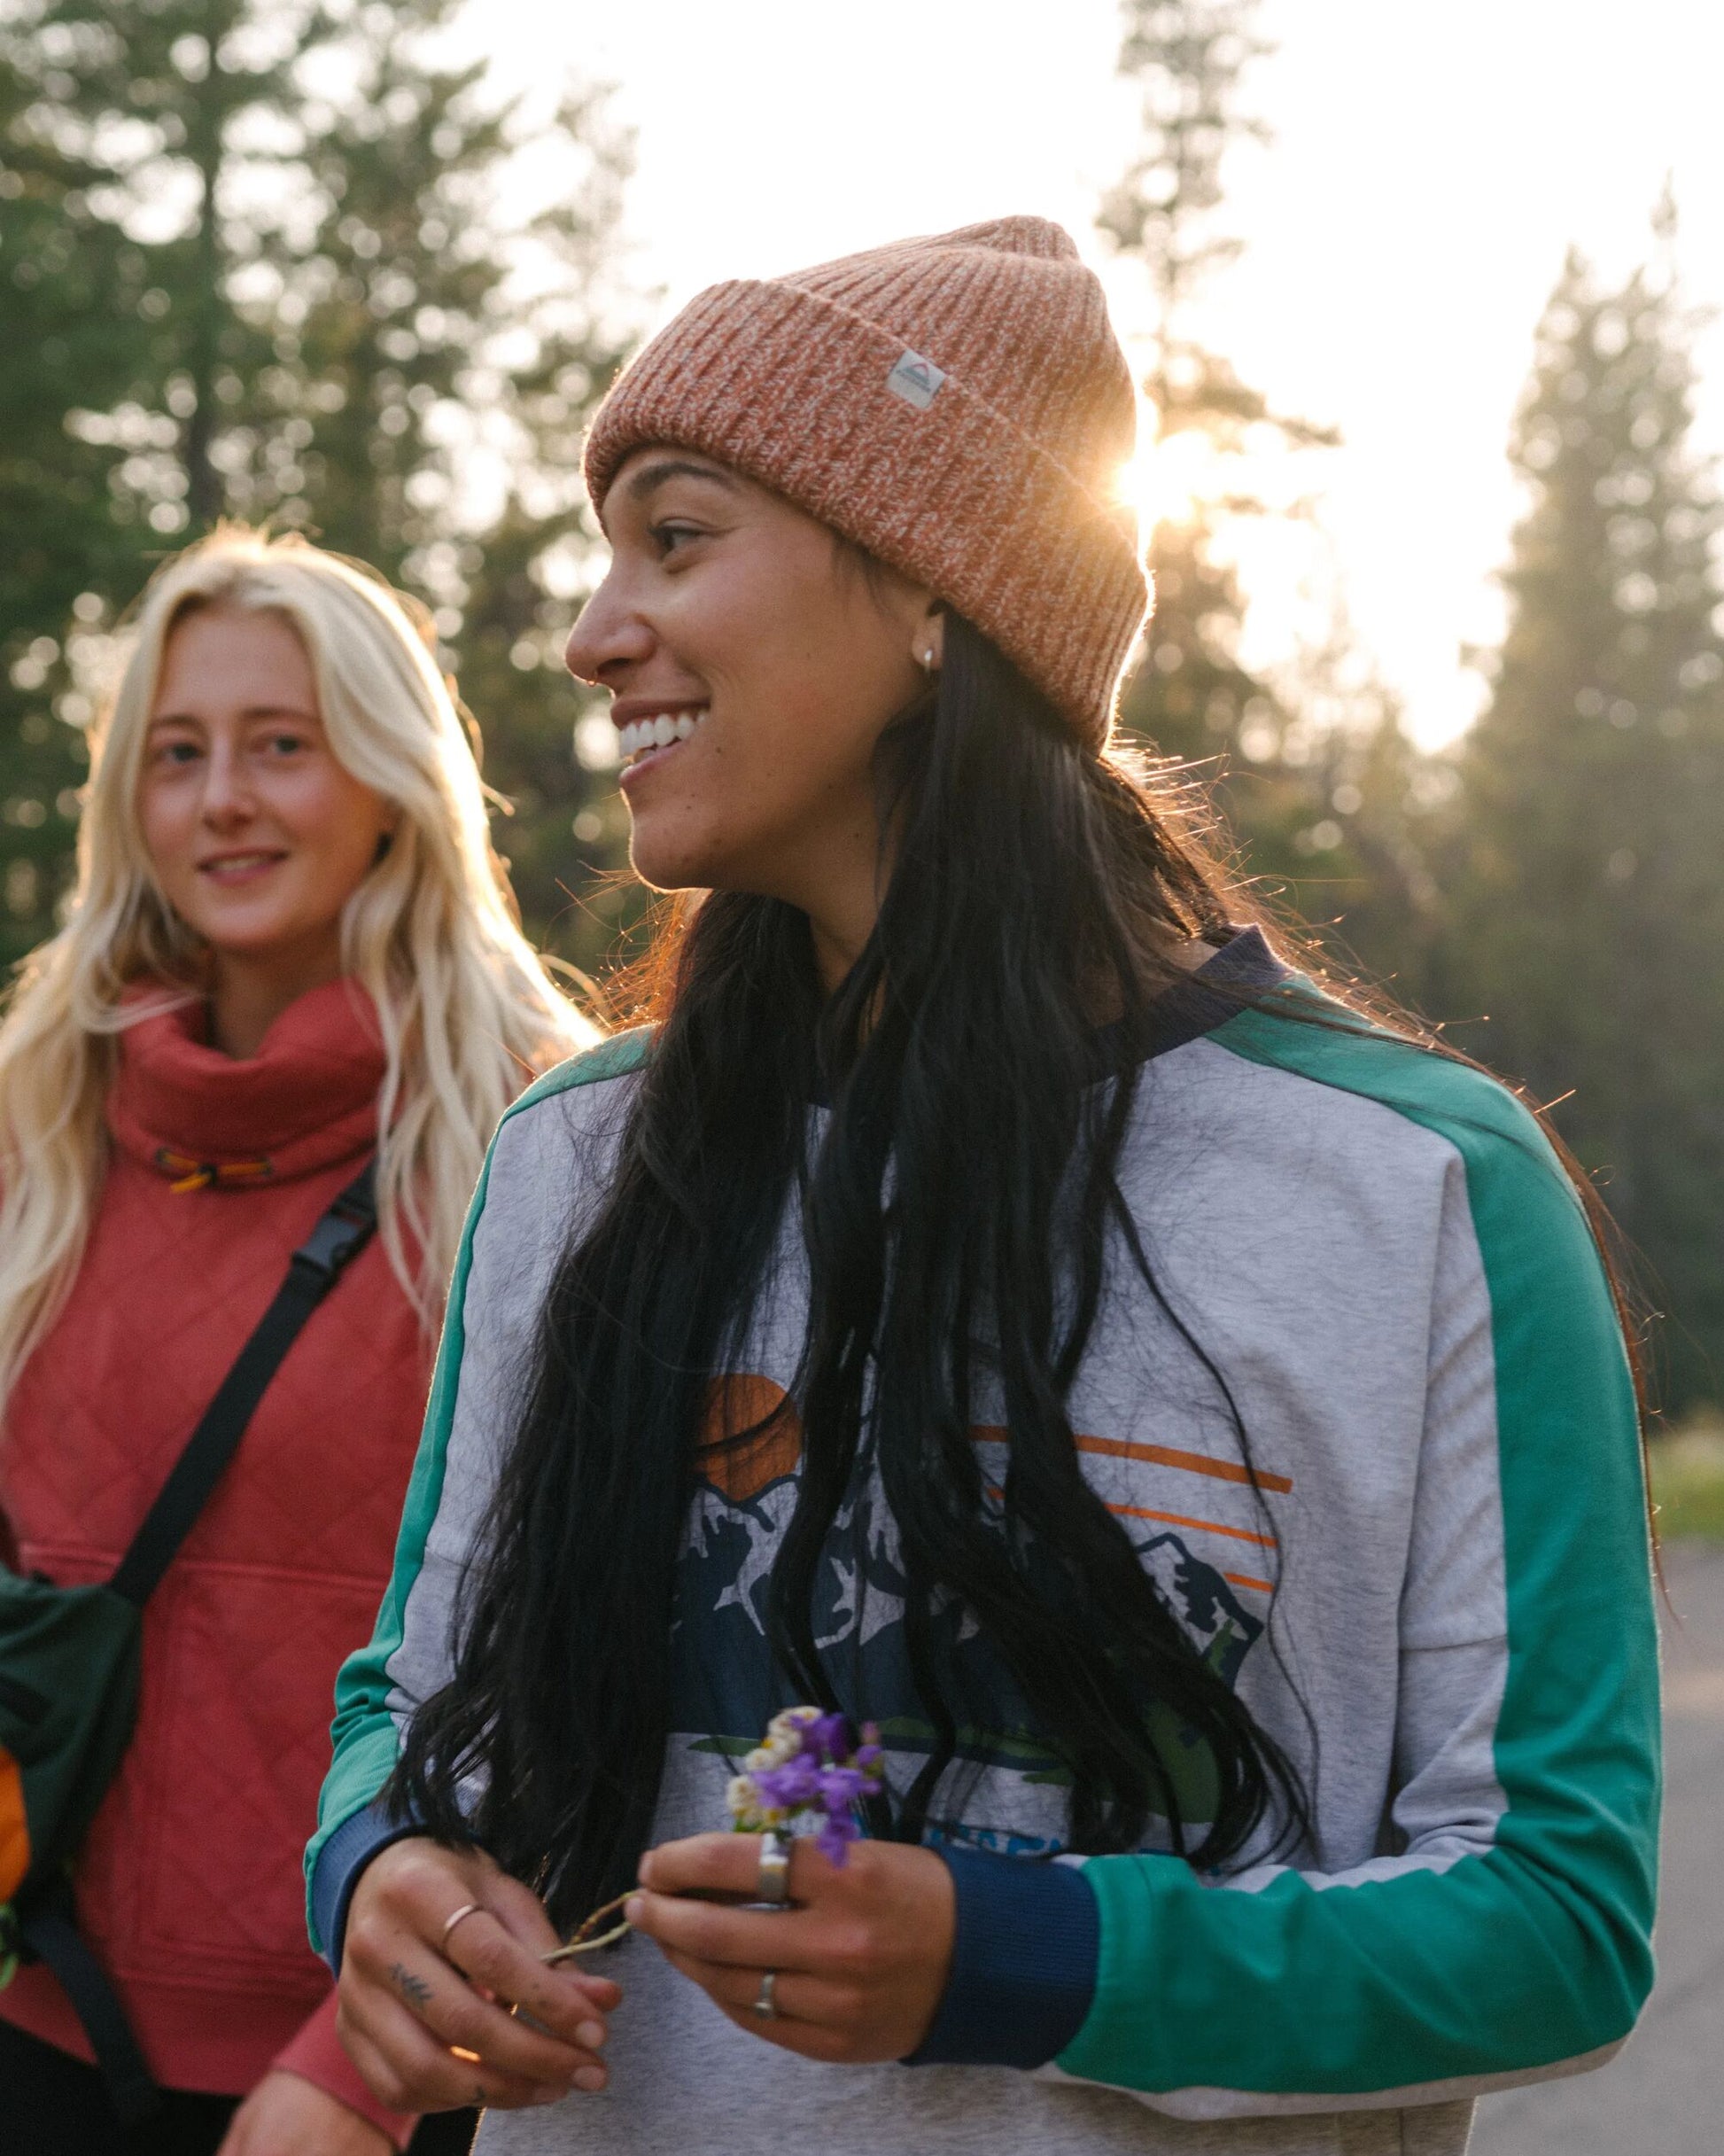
[388,1960,435,2010]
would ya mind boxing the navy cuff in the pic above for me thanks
[905,1847,1099,2069]
[312,1801,426,1973]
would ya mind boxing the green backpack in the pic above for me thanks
[0,1164,376,2124]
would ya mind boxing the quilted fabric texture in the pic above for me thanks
[0,981,435,2095]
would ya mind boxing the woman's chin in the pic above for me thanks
[188,912,344,969]
[626,828,729,896]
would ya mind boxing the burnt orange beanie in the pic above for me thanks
[583,216,1148,751]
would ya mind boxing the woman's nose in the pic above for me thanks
[565,572,653,688]
[199,739,254,824]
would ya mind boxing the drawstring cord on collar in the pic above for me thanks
[153,1149,275,1195]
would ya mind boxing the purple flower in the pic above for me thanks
[816,1767,868,1809]
[806,1711,851,1762]
[726,1702,887,1867]
[816,1810,862,1864]
[752,1755,821,1810]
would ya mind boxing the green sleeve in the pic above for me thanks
[1057,1016,1659,2103]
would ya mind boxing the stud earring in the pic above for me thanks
[920,647,939,674]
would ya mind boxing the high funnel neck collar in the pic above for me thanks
[108,977,386,1187]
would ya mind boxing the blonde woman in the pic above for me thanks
[0,529,595,2156]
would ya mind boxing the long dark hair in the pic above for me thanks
[392,609,1641,1927]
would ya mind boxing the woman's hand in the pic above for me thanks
[337,1836,622,2113]
[625,1832,954,2063]
[216,2070,391,2156]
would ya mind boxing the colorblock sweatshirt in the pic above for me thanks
[308,937,1660,2155]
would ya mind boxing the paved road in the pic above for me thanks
[1471,1539,1724,2156]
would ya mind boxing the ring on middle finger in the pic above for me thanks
[756,1831,792,1907]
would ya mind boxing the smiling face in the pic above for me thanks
[567,448,942,979]
[139,603,397,988]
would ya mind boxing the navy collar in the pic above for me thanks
[1097,923,1285,1074]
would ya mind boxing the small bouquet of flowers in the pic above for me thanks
[725,1706,885,1865]
[547,1705,886,1962]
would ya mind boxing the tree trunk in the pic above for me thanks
[182,12,224,526]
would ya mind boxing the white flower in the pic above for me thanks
[758,1705,819,1765]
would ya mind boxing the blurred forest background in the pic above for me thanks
[4,0,1724,1428]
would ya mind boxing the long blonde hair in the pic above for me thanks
[0,528,599,1414]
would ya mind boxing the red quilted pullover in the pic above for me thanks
[0,979,431,2144]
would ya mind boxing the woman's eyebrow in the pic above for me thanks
[604,457,742,532]
[627,457,740,501]
[147,704,319,727]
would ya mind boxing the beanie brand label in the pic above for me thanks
[885,349,945,411]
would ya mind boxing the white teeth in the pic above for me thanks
[617,709,708,765]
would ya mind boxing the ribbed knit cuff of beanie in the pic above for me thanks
[582,216,1150,754]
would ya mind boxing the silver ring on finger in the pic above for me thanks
[752,1968,779,2020]
[439,1901,485,1953]
[756,1831,792,1907]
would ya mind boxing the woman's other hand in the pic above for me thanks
[216,2070,392,2156]
[625,1832,954,2063]
[337,1837,622,2113]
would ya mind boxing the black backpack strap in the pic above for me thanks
[19,1885,160,2126]
[108,1159,377,1609]
[34,1161,378,2125]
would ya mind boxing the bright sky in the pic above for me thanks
[456,0,1724,747]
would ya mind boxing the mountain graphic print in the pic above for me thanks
[671,1375,1270,1856]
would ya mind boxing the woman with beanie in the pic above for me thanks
[314,221,1659,2154]
[0,529,594,2154]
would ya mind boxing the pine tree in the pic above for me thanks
[0,29,165,960]
[0,0,634,964]
[1099,0,1443,960]
[0,1,329,535]
[1445,214,1724,1405]
[1264,618,1451,997]
[260,21,636,961]
[1100,4,1324,795]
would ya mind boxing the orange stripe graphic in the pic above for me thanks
[984,1486,1278,1561]
[1076,1433,1293,1493]
[1223,1571,1274,1593]
[696,1390,1296,1508]
[1106,1501,1277,1549]
[975,1425,1293,1495]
